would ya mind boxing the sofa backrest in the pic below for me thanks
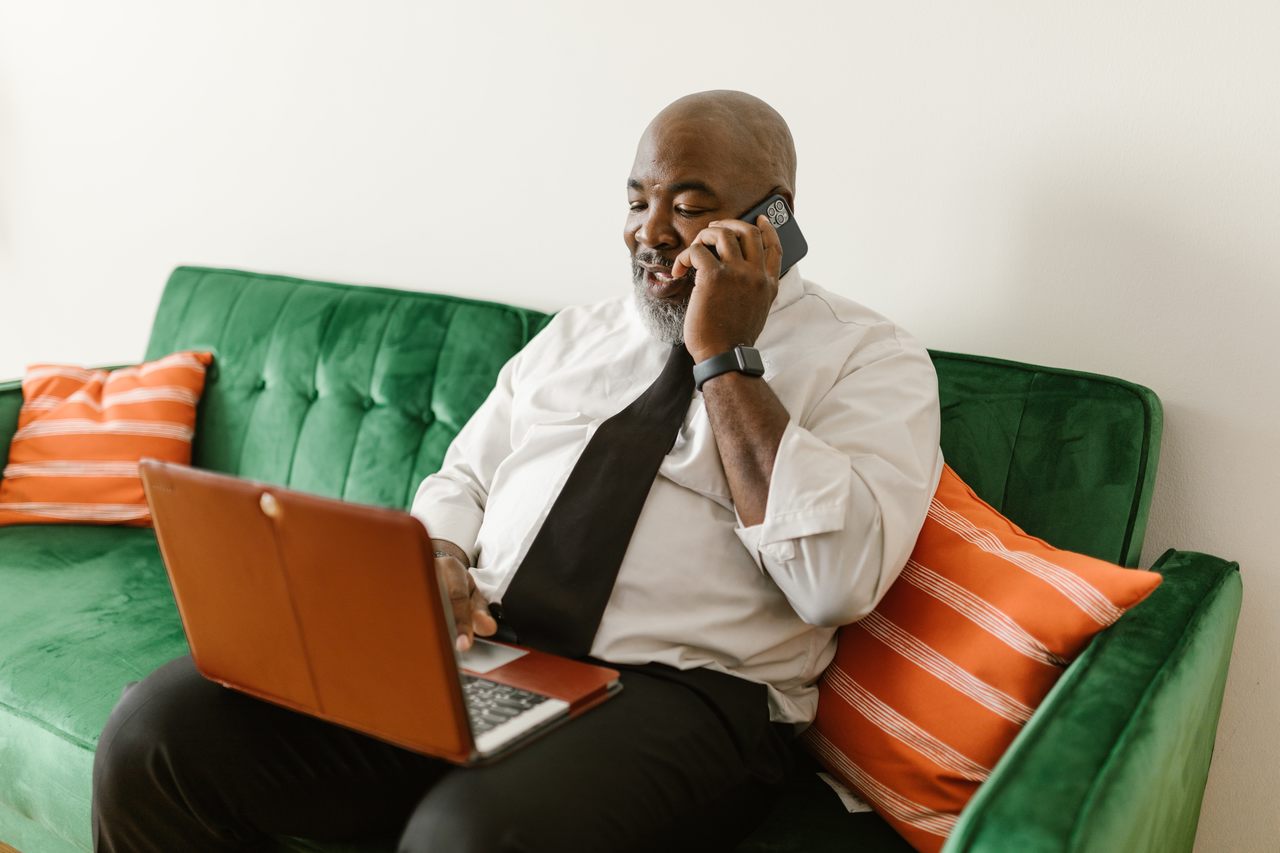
[932,352,1161,568]
[145,267,549,513]
[144,267,1160,569]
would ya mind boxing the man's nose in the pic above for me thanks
[634,209,679,250]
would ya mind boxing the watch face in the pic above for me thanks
[738,346,765,374]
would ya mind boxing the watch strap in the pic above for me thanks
[693,346,764,391]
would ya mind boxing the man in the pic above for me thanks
[92,90,942,852]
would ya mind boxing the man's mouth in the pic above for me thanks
[634,257,692,300]
[644,267,685,298]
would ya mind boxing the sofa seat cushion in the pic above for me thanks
[0,525,186,848]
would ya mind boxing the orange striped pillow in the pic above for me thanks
[805,464,1162,852]
[0,351,213,527]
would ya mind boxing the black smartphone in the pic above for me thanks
[739,194,808,277]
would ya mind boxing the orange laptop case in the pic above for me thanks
[140,460,620,765]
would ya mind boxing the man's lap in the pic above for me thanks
[93,655,792,852]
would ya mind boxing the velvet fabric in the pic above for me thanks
[0,267,1240,853]
[945,548,1241,852]
[0,525,184,852]
[0,378,21,471]
[739,550,1241,853]
[931,352,1161,569]
[143,267,552,508]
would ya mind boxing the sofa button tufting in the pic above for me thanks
[362,398,375,411]
[253,378,267,392]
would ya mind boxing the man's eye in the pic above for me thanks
[676,207,707,218]
[628,202,646,213]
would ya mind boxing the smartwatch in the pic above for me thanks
[693,345,765,391]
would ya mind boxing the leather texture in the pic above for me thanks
[142,460,619,764]
[143,461,475,762]
[0,267,1238,853]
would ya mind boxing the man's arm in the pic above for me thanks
[674,213,789,526]
[676,217,941,627]
[725,343,941,626]
[699,372,788,527]
[708,340,941,628]
[412,355,523,650]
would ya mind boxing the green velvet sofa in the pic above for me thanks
[0,267,1240,853]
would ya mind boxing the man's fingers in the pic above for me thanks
[757,215,784,278]
[471,588,497,637]
[450,583,475,651]
[687,242,719,273]
[695,226,744,263]
[671,248,693,278]
[673,243,720,278]
[436,556,476,650]
[708,219,765,264]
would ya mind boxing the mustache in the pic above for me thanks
[634,250,673,269]
[631,250,695,285]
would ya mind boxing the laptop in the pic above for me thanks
[139,460,621,765]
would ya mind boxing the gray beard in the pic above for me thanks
[630,257,691,345]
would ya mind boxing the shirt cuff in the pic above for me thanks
[733,421,850,568]
[411,501,484,566]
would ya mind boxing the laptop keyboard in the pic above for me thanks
[462,675,550,735]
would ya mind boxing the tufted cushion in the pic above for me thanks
[143,267,551,508]
[0,270,551,852]
[930,352,1161,569]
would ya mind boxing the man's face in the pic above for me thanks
[624,120,773,344]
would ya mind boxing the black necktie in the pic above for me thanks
[497,343,695,656]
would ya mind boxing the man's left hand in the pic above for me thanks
[672,215,783,364]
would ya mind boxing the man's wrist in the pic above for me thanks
[692,344,765,391]
[699,369,761,392]
[430,538,470,568]
[689,341,737,365]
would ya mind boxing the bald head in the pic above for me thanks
[645,90,796,198]
[635,90,797,210]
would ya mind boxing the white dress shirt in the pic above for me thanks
[411,266,943,724]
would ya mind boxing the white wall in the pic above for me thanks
[2,2,1277,848]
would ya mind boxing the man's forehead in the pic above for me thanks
[636,117,734,160]
[627,175,720,196]
[629,133,735,193]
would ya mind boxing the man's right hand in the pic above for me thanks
[434,551,497,652]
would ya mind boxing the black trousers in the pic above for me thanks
[92,655,795,852]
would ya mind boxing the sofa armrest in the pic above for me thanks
[944,549,1242,853]
[0,378,22,473]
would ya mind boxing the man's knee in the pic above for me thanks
[93,656,211,812]
[398,772,529,853]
